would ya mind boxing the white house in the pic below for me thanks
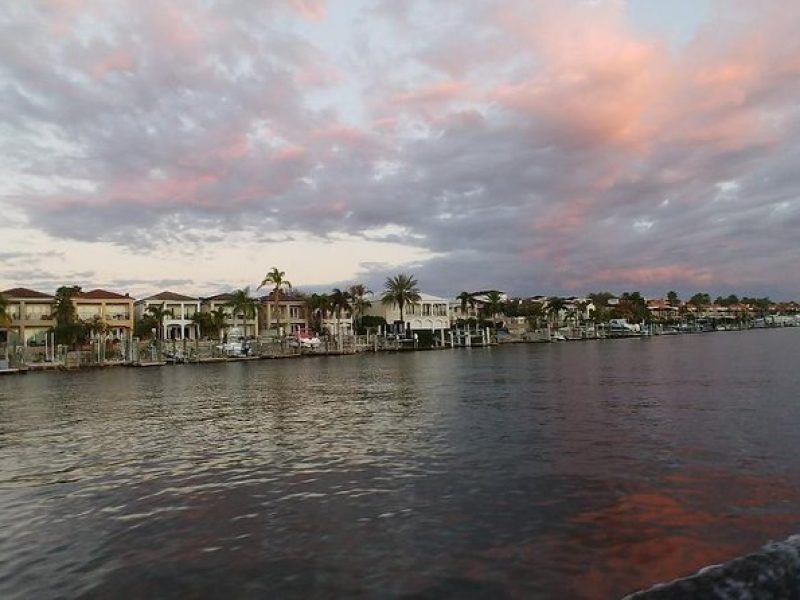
[135,291,201,340]
[366,292,450,332]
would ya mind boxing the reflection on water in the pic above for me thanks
[1,329,799,598]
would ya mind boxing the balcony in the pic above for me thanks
[25,313,54,321]
[106,313,131,321]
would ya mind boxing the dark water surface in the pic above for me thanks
[2,329,799,599]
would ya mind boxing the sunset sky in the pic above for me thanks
[2,0,799,299]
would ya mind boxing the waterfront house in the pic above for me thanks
[0,287,55,346]
[74,289,135,339]
[200,293,259,338]
[135,291,201,340]
[366,292,450,333]
[258,292,309,336]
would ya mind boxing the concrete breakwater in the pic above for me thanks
[624,535,800,599]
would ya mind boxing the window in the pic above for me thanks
[422,304,431,316]
[290,306,301,319]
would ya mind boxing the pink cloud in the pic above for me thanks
[91,50,136,79]
[286,0,325,21]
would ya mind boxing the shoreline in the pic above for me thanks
[1,325,795,377]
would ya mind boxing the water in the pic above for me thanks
[1,329,799,599]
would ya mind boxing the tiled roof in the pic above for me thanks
[144,291,199,302]
[76,289,131,300]
[202,292,235,302]
[1,287,54,300]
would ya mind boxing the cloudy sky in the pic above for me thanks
[2,0,799,300]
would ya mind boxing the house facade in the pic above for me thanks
[135,291,201,340]
[201,293,259,338]
[0,287,55,345]
[258,292,308,336]
[366,292,450,332]
[74,289,135,339]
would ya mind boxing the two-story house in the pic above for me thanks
[0,287,55,345]
[74,289,135,339]
[200,293,259,338]
[135,291,201,340]
[258,292,309,336]
[366,292,450,333]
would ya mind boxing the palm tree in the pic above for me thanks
[483,290,505,322]
[209,307,228,341]
[190,311,212,339]
[258,267,292,332]
[381,274,421,332]
[348,284,372,332]
[456,291,475,321]
[145,303,174,340]
[546,296,566,329]
[329,288,352,339]
[228,287,257,336]
[305,293,331,334]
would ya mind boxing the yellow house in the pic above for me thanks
[0,287,56,345]
[74,289,135,339]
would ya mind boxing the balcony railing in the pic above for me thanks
[24,314,54,321]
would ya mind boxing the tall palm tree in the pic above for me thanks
[381,273,421,330]
[456,291,475,321]
[228,287,257,335]
[329,288,352,338]
[258,267,292,332]
[145,303,173,340]
[209,307,228,341]
[348,284,372,332]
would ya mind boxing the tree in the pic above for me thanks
[0,293,9,328]
[348,284,372,333]
[145,303,174,340]
[381,273,421,327]
[482,290,505,322]
[305,293,331,334]
[190,311,213,339]
[329,288,352,338]
[456,291,475,319]
[525,301,546,330]
[228,287,257,335]
[258,267,292,332]
[209,307,228,341]
[615,291,649,323]
[688,292,711,315]
[546,297,566,328]
[53,286,84,347]
[666,291,679,306]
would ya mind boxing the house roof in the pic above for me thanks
[76,289,131,300]
[260,291,306,302]
[202,292,235,302]
[143,291,199,302]
[1,287,54,300]
[416,292,449,303]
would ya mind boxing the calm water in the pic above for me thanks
[1,329,799,599]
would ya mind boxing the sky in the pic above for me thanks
[1,0,799,300]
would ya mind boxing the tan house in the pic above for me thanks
[0,287,55,345]
[74,289,134,339]
[201,293,259,338]
[258,292,308,335]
